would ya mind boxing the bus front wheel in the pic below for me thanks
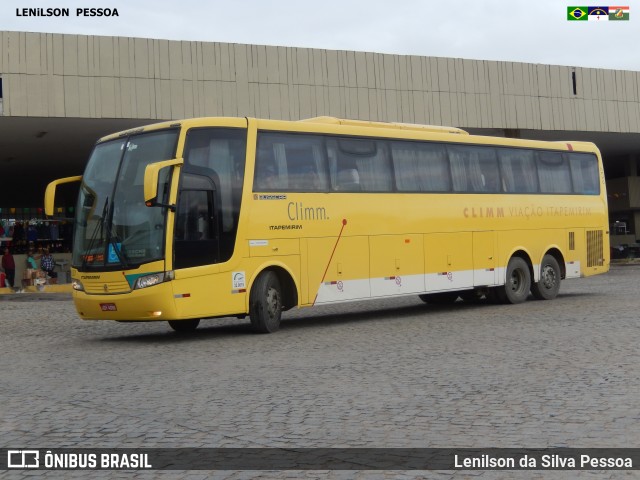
[249,271,282,333]
[168,319,200,332]
[531,255,561,300]
[497,257,531,304]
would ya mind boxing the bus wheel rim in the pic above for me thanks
[266,287,280,319]
[541,265,557,290]
[510,269,525,294]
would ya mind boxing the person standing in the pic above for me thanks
[40,248,58,284]
[2,247,16,288]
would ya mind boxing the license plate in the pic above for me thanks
[100,303,117,312]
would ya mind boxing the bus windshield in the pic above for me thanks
[72,129,179,270]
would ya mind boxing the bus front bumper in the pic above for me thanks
[72,282,179,321]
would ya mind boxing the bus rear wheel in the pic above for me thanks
[531,255,561,300]
[168,319,200,332]
[497,257,531,304]
[249,271,282,333]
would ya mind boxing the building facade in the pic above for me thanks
[0,31,639,247]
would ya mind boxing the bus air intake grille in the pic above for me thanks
[586,230,604,267]
[569,231,575,250]
[83,279,131,294]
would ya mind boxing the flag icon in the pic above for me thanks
[588,6,609,20]
[568,6,588,20]
[609,6,629,20]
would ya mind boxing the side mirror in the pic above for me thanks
[143,158,183,210]
[45,176,83,216]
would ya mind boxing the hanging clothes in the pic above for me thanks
[27,225,38,242]
[50,222,59,240]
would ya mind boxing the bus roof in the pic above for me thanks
[299,116,469,135]
[97,116,600,156]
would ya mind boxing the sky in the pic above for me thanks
[1,0,639,71]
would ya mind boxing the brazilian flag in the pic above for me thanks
[568,6,588,20]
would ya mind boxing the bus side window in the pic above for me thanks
[475,147,500,192]
[569,153,600,194]
[183,127,247,233]
[255,133,329,192]
[498,149,538,193]
[446,145,499,193]
[390,141,450,192]
[328,137,392,192]
[538,151,572,194]
[448,146,470,192]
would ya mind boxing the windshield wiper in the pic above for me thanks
[103,203,131,269]
[81,197,109,270]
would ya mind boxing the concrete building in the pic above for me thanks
[1,30,639,247]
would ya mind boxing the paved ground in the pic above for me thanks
[2,266,639,479]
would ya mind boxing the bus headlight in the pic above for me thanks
[72,279,85,291]
[134,271,173,290]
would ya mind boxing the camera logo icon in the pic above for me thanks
[7,450,40,468]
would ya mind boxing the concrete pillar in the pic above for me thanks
[625,154,639,177]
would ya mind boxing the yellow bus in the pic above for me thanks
[45,116,609,333]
